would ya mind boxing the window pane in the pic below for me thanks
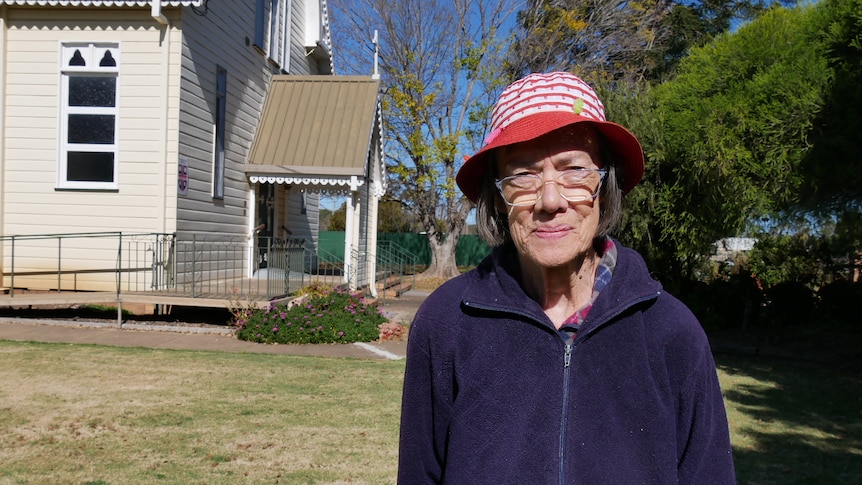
[69,76,116,107]
[69,49,86,66]
[99,50,117,67]
[214,68,227,198]
[67,152,114,183]
[254,0,266,48]
[68,114,115,144]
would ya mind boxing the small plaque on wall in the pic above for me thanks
[178,157,189,196]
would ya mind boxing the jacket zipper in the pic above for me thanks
[463,293,660,483]
[559,339,573,485]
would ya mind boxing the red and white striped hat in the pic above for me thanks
[456,72,644,202]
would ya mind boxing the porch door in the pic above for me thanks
[257,183,275,269]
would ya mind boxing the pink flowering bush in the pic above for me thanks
[233,287,390,344]
[378,321,405,341]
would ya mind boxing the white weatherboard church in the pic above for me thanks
[0,0,385,305]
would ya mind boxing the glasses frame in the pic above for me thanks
[494,169,608,207]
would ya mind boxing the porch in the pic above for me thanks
[0,232,417,320]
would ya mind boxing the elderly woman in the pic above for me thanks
[397,72,735,484]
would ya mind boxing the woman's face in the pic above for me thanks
[495,126,603,272]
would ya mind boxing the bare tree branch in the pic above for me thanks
[330,0,521,277]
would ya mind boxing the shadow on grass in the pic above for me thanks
[0,305,234,326]
[717,353,862,485]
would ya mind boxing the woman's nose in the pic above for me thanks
[536,179,567,212]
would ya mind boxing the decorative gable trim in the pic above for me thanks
[0,1,201,6]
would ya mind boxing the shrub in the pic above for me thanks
[295,281,335,299]
[763,281,816,328]
[378,321,406,341]
[233,287,390,344]
[675,272,766,333]
[817,280,862,326]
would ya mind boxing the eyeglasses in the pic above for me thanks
[495,169,607,207]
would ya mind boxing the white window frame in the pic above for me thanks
[58,42,120,190]
[269,0,280,61]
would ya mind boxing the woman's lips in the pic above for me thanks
[534,225,570,239]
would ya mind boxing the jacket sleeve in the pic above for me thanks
[397,310,453,484]
[675,336,736,484]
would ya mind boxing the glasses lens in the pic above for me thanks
[500,176,541,205]
[557,170,602,201]
[499,170,603,206]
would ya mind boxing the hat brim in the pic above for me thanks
[456,111,645,203]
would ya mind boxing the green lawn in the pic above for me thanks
[719,354,862,484]
[0,341,859,484]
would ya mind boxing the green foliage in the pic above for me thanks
[651,0,781,81]
[327,202,346,231]
[831,208,862,259]
[596,80,667,263]
[233,288,389,344]
[646,3,833,276]
[377,199,420,232]
[800,0,862,210]
[748,233,828,289]
[742,228,862,330]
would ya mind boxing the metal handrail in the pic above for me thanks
[376,240,418,301]
[2,232,126,297]
[1,232,418,304]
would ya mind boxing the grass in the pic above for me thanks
[0,342,404,484]
[718,354,862,484]
[0,341,859,484]
[81,305,133,318]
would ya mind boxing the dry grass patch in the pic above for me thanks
[3,341,860,484]
[0,342,403,484]
[411,276,449,292]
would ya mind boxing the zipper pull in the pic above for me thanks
[564,341,573,368]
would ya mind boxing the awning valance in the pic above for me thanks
[248,174,365,196]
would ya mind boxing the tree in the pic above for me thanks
[329,0,519,278]
[650,0,782,81]
[377,198,420,233]
[592,80,668,268]
[328,203,347,231]
[507,0,675,83]
[640,3,834,278]
[506,1,791,83]
[323,199,418,233]
[800,0,862,211]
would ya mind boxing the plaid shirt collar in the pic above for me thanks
[560,237,617,336]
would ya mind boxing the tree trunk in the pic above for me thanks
[421,233,460,279]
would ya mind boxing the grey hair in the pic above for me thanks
[475,137,624,247]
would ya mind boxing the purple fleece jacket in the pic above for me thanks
[398,241,735,484]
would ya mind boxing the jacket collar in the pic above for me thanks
[461,238,661,331]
